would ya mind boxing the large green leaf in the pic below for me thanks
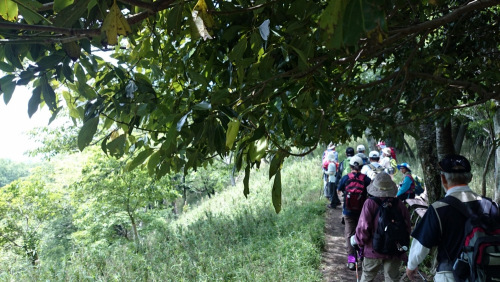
[0,75,16,105]
[342,0,364,46]
[147,150,161,176]
[106,134,126,158]
[228,37,248,64]
[41,77,57,111]
[53,0,90,28]
[27,86,41,117]
[167,3,184,35]
[15,0,44,24]
[269,152,283,179]
[54,0,74,13]
[77,116,99,151]
[126,149,154,172]
[272,169,282,214]
[0,0,18,21]
[0,62,14,73]
[37,54,64,70]
[4,44,23,69]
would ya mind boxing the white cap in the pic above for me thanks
[349,156,364,166]
[357,145,365,152]
[369,151,380,158]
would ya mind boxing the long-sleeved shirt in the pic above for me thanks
[407,185,500,272]
[355,197,411,260]
[396,173,413,197]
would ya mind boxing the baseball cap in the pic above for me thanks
[349,156,364,166]
[438,155,471,173]
[346,147,355,156]
[369,151,379,158]
[357,145,365,152]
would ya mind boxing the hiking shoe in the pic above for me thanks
[347,263,356,271]
[327,204,335,209]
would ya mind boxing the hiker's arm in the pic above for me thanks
[337,176,348,192]
[396,177,411,197]
[407,239,429,271]
[354,200,374,246]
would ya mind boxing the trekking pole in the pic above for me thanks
[355,261,359,282]
[417,270,428,282]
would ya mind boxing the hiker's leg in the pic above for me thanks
[344,216,358,257]
[330,183,341,205]
[360,257,382,282]
[382,259,401,282]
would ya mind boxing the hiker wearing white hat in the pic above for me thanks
[379,148,397,178]
[336,155,372,270]
[361,151,384,179]
[356,144,369,165]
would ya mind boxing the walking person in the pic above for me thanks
[379,148,397,178]
[361,151,384,180]
[323,152,337,201]
[337,156,371,270]
[356,145,369,165]
[396,163,416,200]
[406,155,500,281]
[351,172,411,282]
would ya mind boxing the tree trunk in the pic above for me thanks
[229,152,236,186]
[365,128,377,152]
[482,144,495,197]
[435,120,455,160]
[493,104,500,203]
[128,212,140,247]
[417,120,443,204]
[403,138,416,159]
[454,122,468,155]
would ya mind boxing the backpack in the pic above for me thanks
[366,164,384,180]
[341,157,352,177]
[390,158,398,174]
[371,197,410,255]
[344,173,367,211]
[439,196,500,282]
[412,174,424,195]
[389,147,397,162]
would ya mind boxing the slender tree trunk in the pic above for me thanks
[493,104,500,203]
[128,212,140,247]
[454,122,468,155]
[403,138,416,159]
[436,120,455,160]
[417,120,443,204]
[482,144,495,197]
[365,128,377,152]
[229,152,236,186]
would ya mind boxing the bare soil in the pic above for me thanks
[320,200,429,282]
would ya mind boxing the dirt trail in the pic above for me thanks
[320,201,428,282]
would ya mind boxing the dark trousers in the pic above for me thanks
[329,182,341,206]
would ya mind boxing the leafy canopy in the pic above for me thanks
[1,0,500,212]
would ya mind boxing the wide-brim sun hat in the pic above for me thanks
[397,163,411,172]
[382,147,392,155]
[367,172,398,197]
[377,141,386,146]
[327,142,336,150]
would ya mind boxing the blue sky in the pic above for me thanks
[0,85,55,161]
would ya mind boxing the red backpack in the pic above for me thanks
[389,147,397,162]
[344,173,367,211]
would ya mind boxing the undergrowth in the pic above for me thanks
[0,155,325,282]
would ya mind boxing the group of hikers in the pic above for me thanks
[321,142,500,282]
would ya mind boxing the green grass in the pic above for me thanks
[0,155,326,282]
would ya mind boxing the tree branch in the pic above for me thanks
[209,0,279,15]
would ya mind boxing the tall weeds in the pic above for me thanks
[0,155,325,282]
